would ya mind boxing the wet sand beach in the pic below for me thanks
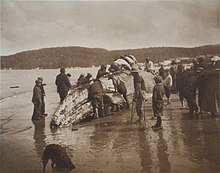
[1,85,219,173]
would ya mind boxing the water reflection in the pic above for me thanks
[181,119,219,172]
[32,118,46,159]
[137,125,152,173]
[157,131,171,173]
[90,122,113,151]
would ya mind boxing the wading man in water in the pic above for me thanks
[32,79,43,120]
[38,77,47,116]
[55,68,71,103]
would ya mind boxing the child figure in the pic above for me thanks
[152,76,165,130]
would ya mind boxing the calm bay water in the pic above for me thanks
[0,67,98,101]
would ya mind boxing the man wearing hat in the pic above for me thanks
[85,73,93,84]
[77,73,87,86]
[96,65,109,79]
[131,68,146,123]
[31,79,43,120]
[38,77,47,116]
[144,57,154,73]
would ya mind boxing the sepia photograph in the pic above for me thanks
[0,0,219,172]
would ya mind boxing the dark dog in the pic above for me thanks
[42,144,75,172]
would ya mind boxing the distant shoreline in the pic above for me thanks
[1,44,219,70]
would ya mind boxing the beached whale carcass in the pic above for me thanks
[51,69,155,127]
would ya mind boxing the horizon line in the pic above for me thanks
[1,43,219,57]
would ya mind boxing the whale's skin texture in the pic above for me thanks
[51,70,155,127]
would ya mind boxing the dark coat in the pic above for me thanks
[152,83,165,117]
[88,80,103,99]
[152,83,165,104]
[176,70,186,92]
[77,76,87,86]
[32,85,42,120]
[133,74,146,91]
[55,73,71,94]
[32,85,42,104]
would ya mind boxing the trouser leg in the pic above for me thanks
[32,103,42,120]
[136,98,143,119]
[123,93,130,109]
[41,97,45,114]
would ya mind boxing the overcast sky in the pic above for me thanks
[1,0,219,55]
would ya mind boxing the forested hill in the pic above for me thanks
[1,44,219,69]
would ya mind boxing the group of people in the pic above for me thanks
[175,56,220,118]
[156,56,220,119]
[31,55,219,130]
[32,68,72,120]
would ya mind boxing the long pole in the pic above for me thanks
[143,99,146,122]
[130,95,135,123]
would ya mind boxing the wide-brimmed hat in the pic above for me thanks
[211,56,220,62]
[38,77,43,81]
[35,79,42,84]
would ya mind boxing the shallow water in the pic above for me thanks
[0,69,219,173]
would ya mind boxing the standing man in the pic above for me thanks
[163,69,173,105]
[176,64,186,108]
[55,68,71,103]
[37,77,47,116]
[170,60,177,93]
[131,68,146,123]
[32,79,43,120]
[144,57,154,73]
[152,76,165,130]
[158,64,166,79]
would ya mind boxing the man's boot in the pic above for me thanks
[152,116,163,130]
[157,116,163,130]
[136,115,142,123]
